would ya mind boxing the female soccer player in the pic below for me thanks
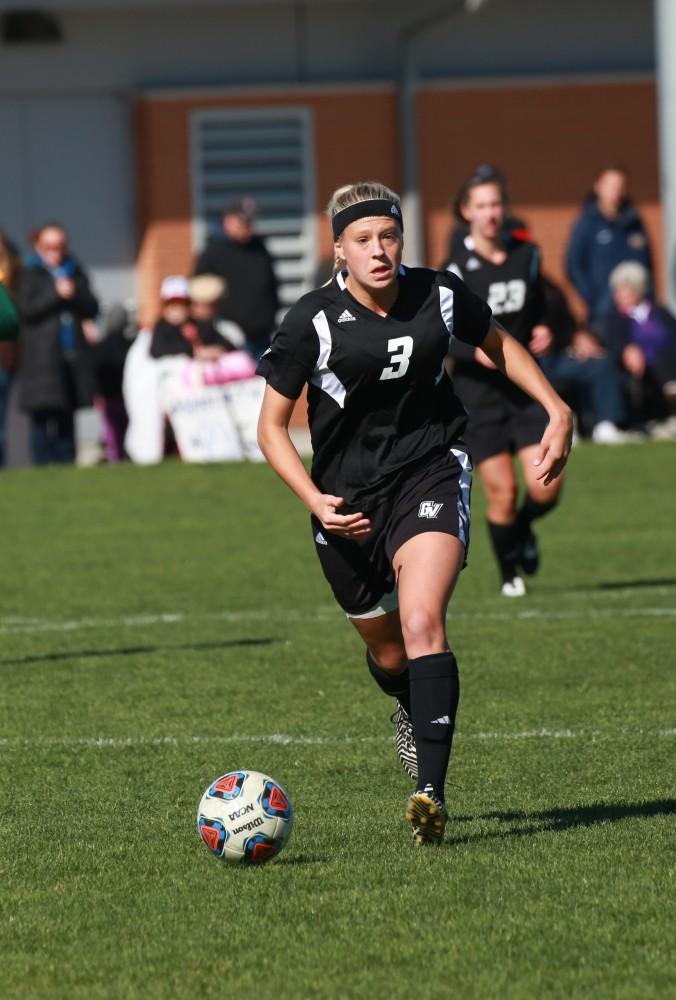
[446,168,565,596]
[256,182,571,845]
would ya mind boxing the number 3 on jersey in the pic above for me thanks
[380,336,413,381]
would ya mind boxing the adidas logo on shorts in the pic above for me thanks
[315,531,328,546]
[337,309,356,323]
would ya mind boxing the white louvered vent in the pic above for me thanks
[190,107,316,313]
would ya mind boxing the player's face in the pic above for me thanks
[337,217,403,292]
[462,183,504,241]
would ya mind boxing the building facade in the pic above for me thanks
[0,0,660,324]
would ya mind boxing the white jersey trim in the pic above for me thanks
[310,309,347,408]
[451,447,472,548]
[436,286,455,384]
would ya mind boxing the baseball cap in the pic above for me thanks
[223,196,257,219]
[160,275,190,302]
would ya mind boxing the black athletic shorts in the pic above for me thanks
[310,447,472,618]
[457,380,548,465]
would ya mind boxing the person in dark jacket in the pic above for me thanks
[193,196,279,360]
[13,224,98,465]
[604,261,676,433]
[565,166,652,327]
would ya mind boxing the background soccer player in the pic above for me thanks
[446,168,566,596]
[256,182,571,845]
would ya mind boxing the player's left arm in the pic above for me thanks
[481,320,573,485]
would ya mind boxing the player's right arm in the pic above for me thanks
[257,386,371,537]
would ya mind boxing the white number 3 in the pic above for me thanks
[380,336,413,381]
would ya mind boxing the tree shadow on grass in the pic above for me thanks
[0,637,274,667]
[446,798,676,847]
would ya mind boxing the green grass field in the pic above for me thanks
[1,443,674,999]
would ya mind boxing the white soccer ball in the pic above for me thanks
[197,769,294,865]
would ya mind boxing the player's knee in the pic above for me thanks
[486,481,518,519]
[400,607,444,655]
[369,643,407,672]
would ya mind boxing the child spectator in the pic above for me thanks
[150,275,232,361]
[604,262,676,435]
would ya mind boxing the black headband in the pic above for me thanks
[332,199,403,239]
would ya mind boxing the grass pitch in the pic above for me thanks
[0,443,674,998]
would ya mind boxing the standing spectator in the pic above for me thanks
[13,224,98,465]
[90,304,135,463]
[565,166,652,327]
[604,262,676,434]
[193,196,279,360]
[0,231,21,466]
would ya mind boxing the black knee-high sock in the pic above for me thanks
[486,520,521,583]
[409,651,459,799]
[515,495,558,539]
[366,651,411,714]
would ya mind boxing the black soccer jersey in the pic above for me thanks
[446,235,547,396]
[256,266,491,508]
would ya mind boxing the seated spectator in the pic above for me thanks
[90,303,136,463]
[13,223,98,465]
[538,275,633,443]
[188,274,246,351]
[604,262,676,434]
[149,275,232,361]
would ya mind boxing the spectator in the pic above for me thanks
[188,273,245,352]
[604,261,676,435]
[565,166,652,327]
[90,304,135,463]
[193,196,279,360]
[13,223,98,465]
[0,231,21,466]
[537,275,633,443]
[149,275,232,361]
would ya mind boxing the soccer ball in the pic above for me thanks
[197,769,293,865]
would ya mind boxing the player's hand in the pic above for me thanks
[312,494,372,538]
[529,325,554,357]
[532,405,573,486]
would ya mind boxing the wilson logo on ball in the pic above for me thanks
[261,780,291,819]
[209,771,246,800]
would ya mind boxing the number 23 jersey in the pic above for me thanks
[256,266,491,508]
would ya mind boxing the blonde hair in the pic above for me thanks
[609,260,650,298]
[327,181,402,272]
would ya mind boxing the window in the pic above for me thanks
[190,107,317,313]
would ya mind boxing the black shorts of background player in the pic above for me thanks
[445,167,566,597]
[256,181,572,845]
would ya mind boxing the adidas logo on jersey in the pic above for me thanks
[315,531,328,546]
[466,257,481,271]
[418,501,443,519]
[337,309,356,323]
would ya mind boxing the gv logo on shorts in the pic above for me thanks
[418,501,443,519]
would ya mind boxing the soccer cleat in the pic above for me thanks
[501,576,527,598]
[405,786,448,845]
[518,529,540,576]
[391,702,418,780]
